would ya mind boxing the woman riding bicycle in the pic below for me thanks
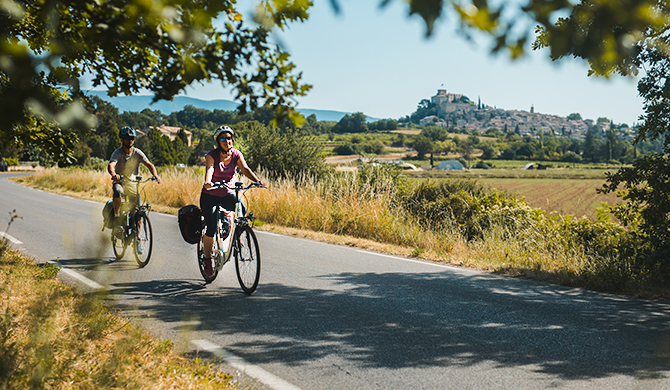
[200,125,265,277]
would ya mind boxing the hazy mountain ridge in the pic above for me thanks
[86,91,378,122]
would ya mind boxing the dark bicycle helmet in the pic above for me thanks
[119,126,137,138]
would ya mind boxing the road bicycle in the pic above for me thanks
[198,181,265,294]
[111,175,157,267]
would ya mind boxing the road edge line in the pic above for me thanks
[48,261,104,291]
[355,249,462,270]
[0,232,22,245]
[191,339,302,390]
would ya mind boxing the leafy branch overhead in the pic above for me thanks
[0,0,312,161]
[2,0,670,163]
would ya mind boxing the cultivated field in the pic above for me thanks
[477,178,620,219]
[405,167,623,219]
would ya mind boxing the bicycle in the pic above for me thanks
[198,181,265,294]
[111,175,157,267]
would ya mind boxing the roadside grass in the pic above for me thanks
[12,167,670,300]
[0,242,235,389]
[19,166,205,215]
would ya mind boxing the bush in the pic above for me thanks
[398,179,534,240]
[86,157,108,171]
[333,143,363,156]
[236,121,329,180]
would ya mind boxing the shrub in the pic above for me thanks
[236,121,329,180]
[333,143,363,156]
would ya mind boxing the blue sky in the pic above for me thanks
[184,1,643,125]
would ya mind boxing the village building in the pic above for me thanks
[425,88,608,139]
[140,124,192,146]
[431,89,474,116]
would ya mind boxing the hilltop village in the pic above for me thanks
[417,89,632,140]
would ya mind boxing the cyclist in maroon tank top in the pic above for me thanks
[200,125,265,277]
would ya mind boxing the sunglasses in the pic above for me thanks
[219,136,233,141]
[122,137,135,141]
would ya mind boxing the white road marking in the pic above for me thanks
[355,249,462,270]
[255,230,284,237]
[0,232,22,245]
[191,339,302,390]
[48,261,104,290]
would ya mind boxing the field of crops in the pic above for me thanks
[477,178,621,219]
[404,166,623,219]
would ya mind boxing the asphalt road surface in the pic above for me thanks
[2,172,670,390]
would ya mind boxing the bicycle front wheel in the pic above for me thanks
[234,225,260,294]
[111,229,127,260]
[134,214,153,267]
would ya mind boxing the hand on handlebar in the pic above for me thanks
[206,181,267,190]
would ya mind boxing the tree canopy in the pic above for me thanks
[4,0,668,163]
[1,0,312,162]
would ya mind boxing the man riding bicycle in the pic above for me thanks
[108,126,162,227]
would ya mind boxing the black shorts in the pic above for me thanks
[200,191,245,238]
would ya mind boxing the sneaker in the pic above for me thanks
[113,226,124,239]
[136,241,144,254]
[220,219,231,238]
[203,258,214,276]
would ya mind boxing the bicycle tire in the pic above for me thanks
[134,214,153,267]
[111,230,127,260]
[197,233,219,283]
[234,225,260,294]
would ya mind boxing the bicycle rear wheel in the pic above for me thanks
[234,225,260,294]
[134,214,153,267]
[197,232,219,283]
[111,229,127,260]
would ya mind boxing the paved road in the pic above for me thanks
[2,172,670,389]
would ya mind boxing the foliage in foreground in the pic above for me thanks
[0,243,234,389]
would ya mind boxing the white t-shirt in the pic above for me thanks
[110,147,149,177]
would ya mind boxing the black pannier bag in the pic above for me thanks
[102,200,114,230]
[178,205,204,244]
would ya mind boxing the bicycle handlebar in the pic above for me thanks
[207,181,267,191]
[119,175,158,183]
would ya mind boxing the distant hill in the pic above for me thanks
[86,90,379,122]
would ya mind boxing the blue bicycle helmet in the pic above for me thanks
[119,126,137,139]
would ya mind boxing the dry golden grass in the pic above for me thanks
[248,173,459,254]
[0,246,235,389]
[16,167,205,215]
[14,167,670,299]
[16,168,461,261]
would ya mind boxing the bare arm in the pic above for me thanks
[236,154,265,186]
[203,154,215,189]
[108,161,120,182]
[142,160,162,184]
